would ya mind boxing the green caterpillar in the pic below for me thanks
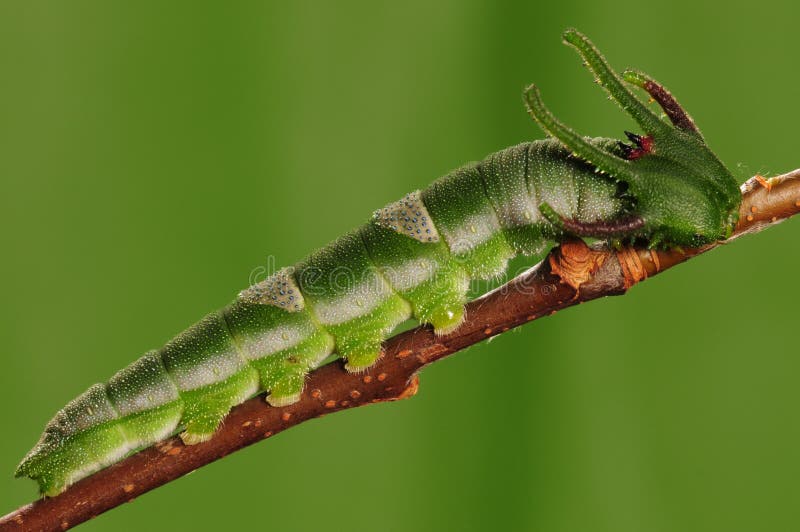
[16,29,741,497]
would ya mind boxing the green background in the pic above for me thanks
[1,2,799,531]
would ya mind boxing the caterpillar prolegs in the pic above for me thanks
[16,29,742,496]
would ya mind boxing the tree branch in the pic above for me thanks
[3,170,799,532]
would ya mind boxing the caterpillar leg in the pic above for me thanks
[266,371,305,407]
[33,471,65,498]
[329,297,410,372]
[258,352,312,407]
[178,368,260,445]
[424,304,466,336]
[401,261,468,335]
[344,352,381,373]
[180,399,231,445]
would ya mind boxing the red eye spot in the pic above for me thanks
[629,136,654,160]
[620,131,655,160]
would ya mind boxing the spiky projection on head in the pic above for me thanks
[524,29,741,247]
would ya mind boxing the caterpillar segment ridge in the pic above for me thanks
[16,29,741,496]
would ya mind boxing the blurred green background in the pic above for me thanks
[1,1,799,531]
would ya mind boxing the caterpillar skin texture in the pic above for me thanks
[17,30,742,496]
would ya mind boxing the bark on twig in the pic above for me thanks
[2,170,799,532]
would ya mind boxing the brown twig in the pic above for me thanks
[2,170,799,532]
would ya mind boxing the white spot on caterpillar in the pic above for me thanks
[239,268,304,312]
[374,190,440,243]
[49,384,118,436]
[238,322,314,361]
[379,256,437,291]
[107,351,180,417]
[311,276,401,326]
[447,214,498,255]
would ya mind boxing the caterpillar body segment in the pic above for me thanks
[360,223,470,336]
[17,29,743,497]
[294,231,413,372]
[422,163,516,279]
[223,296,335,406]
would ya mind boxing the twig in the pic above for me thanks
[2,169,799,532]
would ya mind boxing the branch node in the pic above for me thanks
[549,238,608,293]
[616,246,648,289]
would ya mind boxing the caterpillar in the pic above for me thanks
[16,29,741,497]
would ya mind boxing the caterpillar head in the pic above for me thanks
[524,29,741,247]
